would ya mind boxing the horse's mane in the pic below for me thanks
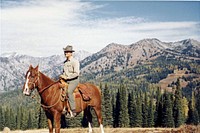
[39,71,56,84]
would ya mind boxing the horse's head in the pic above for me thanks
[23,65,39,96]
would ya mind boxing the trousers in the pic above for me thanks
[66,77,79,111]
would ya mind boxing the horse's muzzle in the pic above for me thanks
[23,88,31,96]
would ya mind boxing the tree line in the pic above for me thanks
[0,78,199,131]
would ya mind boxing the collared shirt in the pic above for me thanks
[63,57,80,80]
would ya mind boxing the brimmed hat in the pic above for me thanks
[63,45,75,52]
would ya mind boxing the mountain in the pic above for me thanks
[0,51,91,92]
[81,38,200,78]
[0,38,199,92]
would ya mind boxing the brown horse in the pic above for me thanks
[22,65,104,133]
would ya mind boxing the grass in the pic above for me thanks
[2,125,200,133]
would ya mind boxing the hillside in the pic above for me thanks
[80,38,200,80]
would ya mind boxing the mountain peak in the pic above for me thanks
[100,43,128,53]
[0,52,20,58]
[131,38,168,49]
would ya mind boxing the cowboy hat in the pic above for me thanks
[63,45,75,52]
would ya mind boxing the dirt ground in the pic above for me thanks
[1,125,200,133]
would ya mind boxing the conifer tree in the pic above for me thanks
[148,94,155,127]
[113,89,120,127]
[118,83,129,127]
[142,92,148,127]
[134,92,142,127]
[27,112,32,129]
[154,87,162,127]
[0,106,4,130]
[103,83,113,127]
[196,92,200,122]
[187,92,199,125]
[173,78,184,127]
[162,91,174,127]
[100,82,106,126]
[9,108,16,130]
[16,106,22,129]
[38,108,47,128]
[182,97,189,122]
[4,107,11,128]
[128,90,135,127]
[21,107,28,130]
[32,107,40,129]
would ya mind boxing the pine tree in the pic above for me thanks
[4,107,11,128]
[162,91,174,127]
[32,107,40,128]
[118,83,129,127]
[134,92,142,127]
[154,87,162,127]
[142,92,148,127]
[113,89,120,127]
[9,108,16,130]
[38,108,47,128]
[27,112,32,129]
[100,82,106,126]
[128,90,136,127]
[16,106,22,129]
[181,97,189,122]
[196,91,200,122]
[21,107,28,130]
[148,95,155,127]
[187,92,199,125]
[0,106,5,130]
[173,78,184,127]
[103,83,113,127]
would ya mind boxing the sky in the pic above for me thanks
[1,0,200,57]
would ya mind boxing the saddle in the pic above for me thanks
[59,79,92,101]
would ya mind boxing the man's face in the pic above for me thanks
[64,51,72,58]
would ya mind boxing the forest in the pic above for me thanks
[0,78,199,130]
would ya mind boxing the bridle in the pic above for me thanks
[28,71,40,90]
[27,70,61,108]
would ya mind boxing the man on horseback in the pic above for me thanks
[60,45,80,118]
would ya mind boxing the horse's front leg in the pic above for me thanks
[54,111,61,133]
[45,112,54,133]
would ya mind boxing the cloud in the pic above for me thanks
[1,0,200,57]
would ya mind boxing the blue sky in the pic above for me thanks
[1,0,200,57]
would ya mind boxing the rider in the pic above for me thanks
[60,45,80,117]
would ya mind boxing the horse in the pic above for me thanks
[22,65,104,133]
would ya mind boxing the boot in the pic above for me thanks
[65,109,77,118]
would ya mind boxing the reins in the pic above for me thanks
[30,71,62,108]
[38,79,60,94]
[31,89,62,108]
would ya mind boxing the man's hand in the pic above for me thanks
[59,74,67,80]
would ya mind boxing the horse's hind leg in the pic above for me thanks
[45,112,54,133]
[84,106,93,133]
[93,106,105,133]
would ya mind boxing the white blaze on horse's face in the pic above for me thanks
[23,71,30,95]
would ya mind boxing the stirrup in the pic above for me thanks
[65,111,76,118]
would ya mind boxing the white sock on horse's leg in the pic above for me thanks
[100,124,104,133]
[88,122,93,133]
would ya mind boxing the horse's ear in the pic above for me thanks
[35,65,39,71]
[29,64,33,69]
